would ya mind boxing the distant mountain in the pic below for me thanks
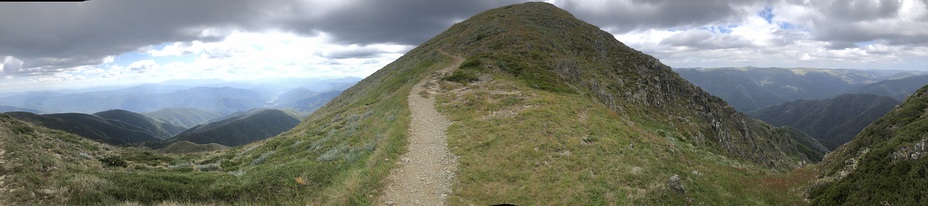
[276,89,344,113]
[749,94,900,150]
[143,108,223,128]
[808,85,928,205]
[94,109,187,138]
[0,105,42,113]
[4,111,165,145]
[849,74,928,101]
[165,109,300,146]
[676,67,902,112]
[0,86,267,114]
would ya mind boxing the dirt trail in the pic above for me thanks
[379,51,463,206]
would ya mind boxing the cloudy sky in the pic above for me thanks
[1,0,927,91]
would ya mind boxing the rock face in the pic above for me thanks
[808,85,928,205]
[426,2,811,169]
[668,174,685,195]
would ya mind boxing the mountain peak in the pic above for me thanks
[409,2,812,170]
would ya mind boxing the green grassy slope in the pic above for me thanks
[422,2,816,204]
[166,109,301,147]
[144,108,223,128]
[428,2,811,169]
[95,109,187,139]
[808,85,928,205]
[157,141,228,154]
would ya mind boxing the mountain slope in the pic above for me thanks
[0,114,115,204]
[4,112,164,145]
[276,89,344,112]
[143,107,223,128]
[676,67,882,112]
[0,113,257,205]
[420,3,814,204]
[165,109,300,146]
[808,85,928,205]
[0,105,42,113]
[749,94,900,150]
[850,74,928,101]
[95,109,187,139]
[156,141,228,154]
[2,2,821,205]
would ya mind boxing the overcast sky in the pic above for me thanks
[1,0,927,91]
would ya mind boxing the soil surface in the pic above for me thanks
[378,51,463,206]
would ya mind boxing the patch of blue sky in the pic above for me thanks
[759,7,774,24]
[854,41,875,47]
[702,25,737,34]
[111,51,148,67]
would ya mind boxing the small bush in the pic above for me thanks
[459,57,482,69]
[99,156,128,168]
[250,151,275,166]
[12,125,34,134]
[443,70,480,83]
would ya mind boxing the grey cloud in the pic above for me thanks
[2,57,24,74]
[2,0,927,79]
[556,0,759,33]
[323,48,386,59]
[280,0,524,45]
[0,0,290,75]
[0,0,522,76]
[820,0,901,22]
[804,0,928,47]
[321,46,413,59]
[660,30,753,50]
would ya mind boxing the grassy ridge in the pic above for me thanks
[436,72,815,205]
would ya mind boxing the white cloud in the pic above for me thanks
[27,30,413,84]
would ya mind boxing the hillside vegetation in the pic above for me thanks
[808,85,928,205]
[420,3,816,204]
[750,94,900,150]
[95,109,187,139]
[144,108,223,128]
[166,109,301,147]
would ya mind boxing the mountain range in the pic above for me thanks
[676,67,928,112]
[0,77,360,114]
[164,108,301,147]
[4,111,174,145]
[749,94,901,150]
